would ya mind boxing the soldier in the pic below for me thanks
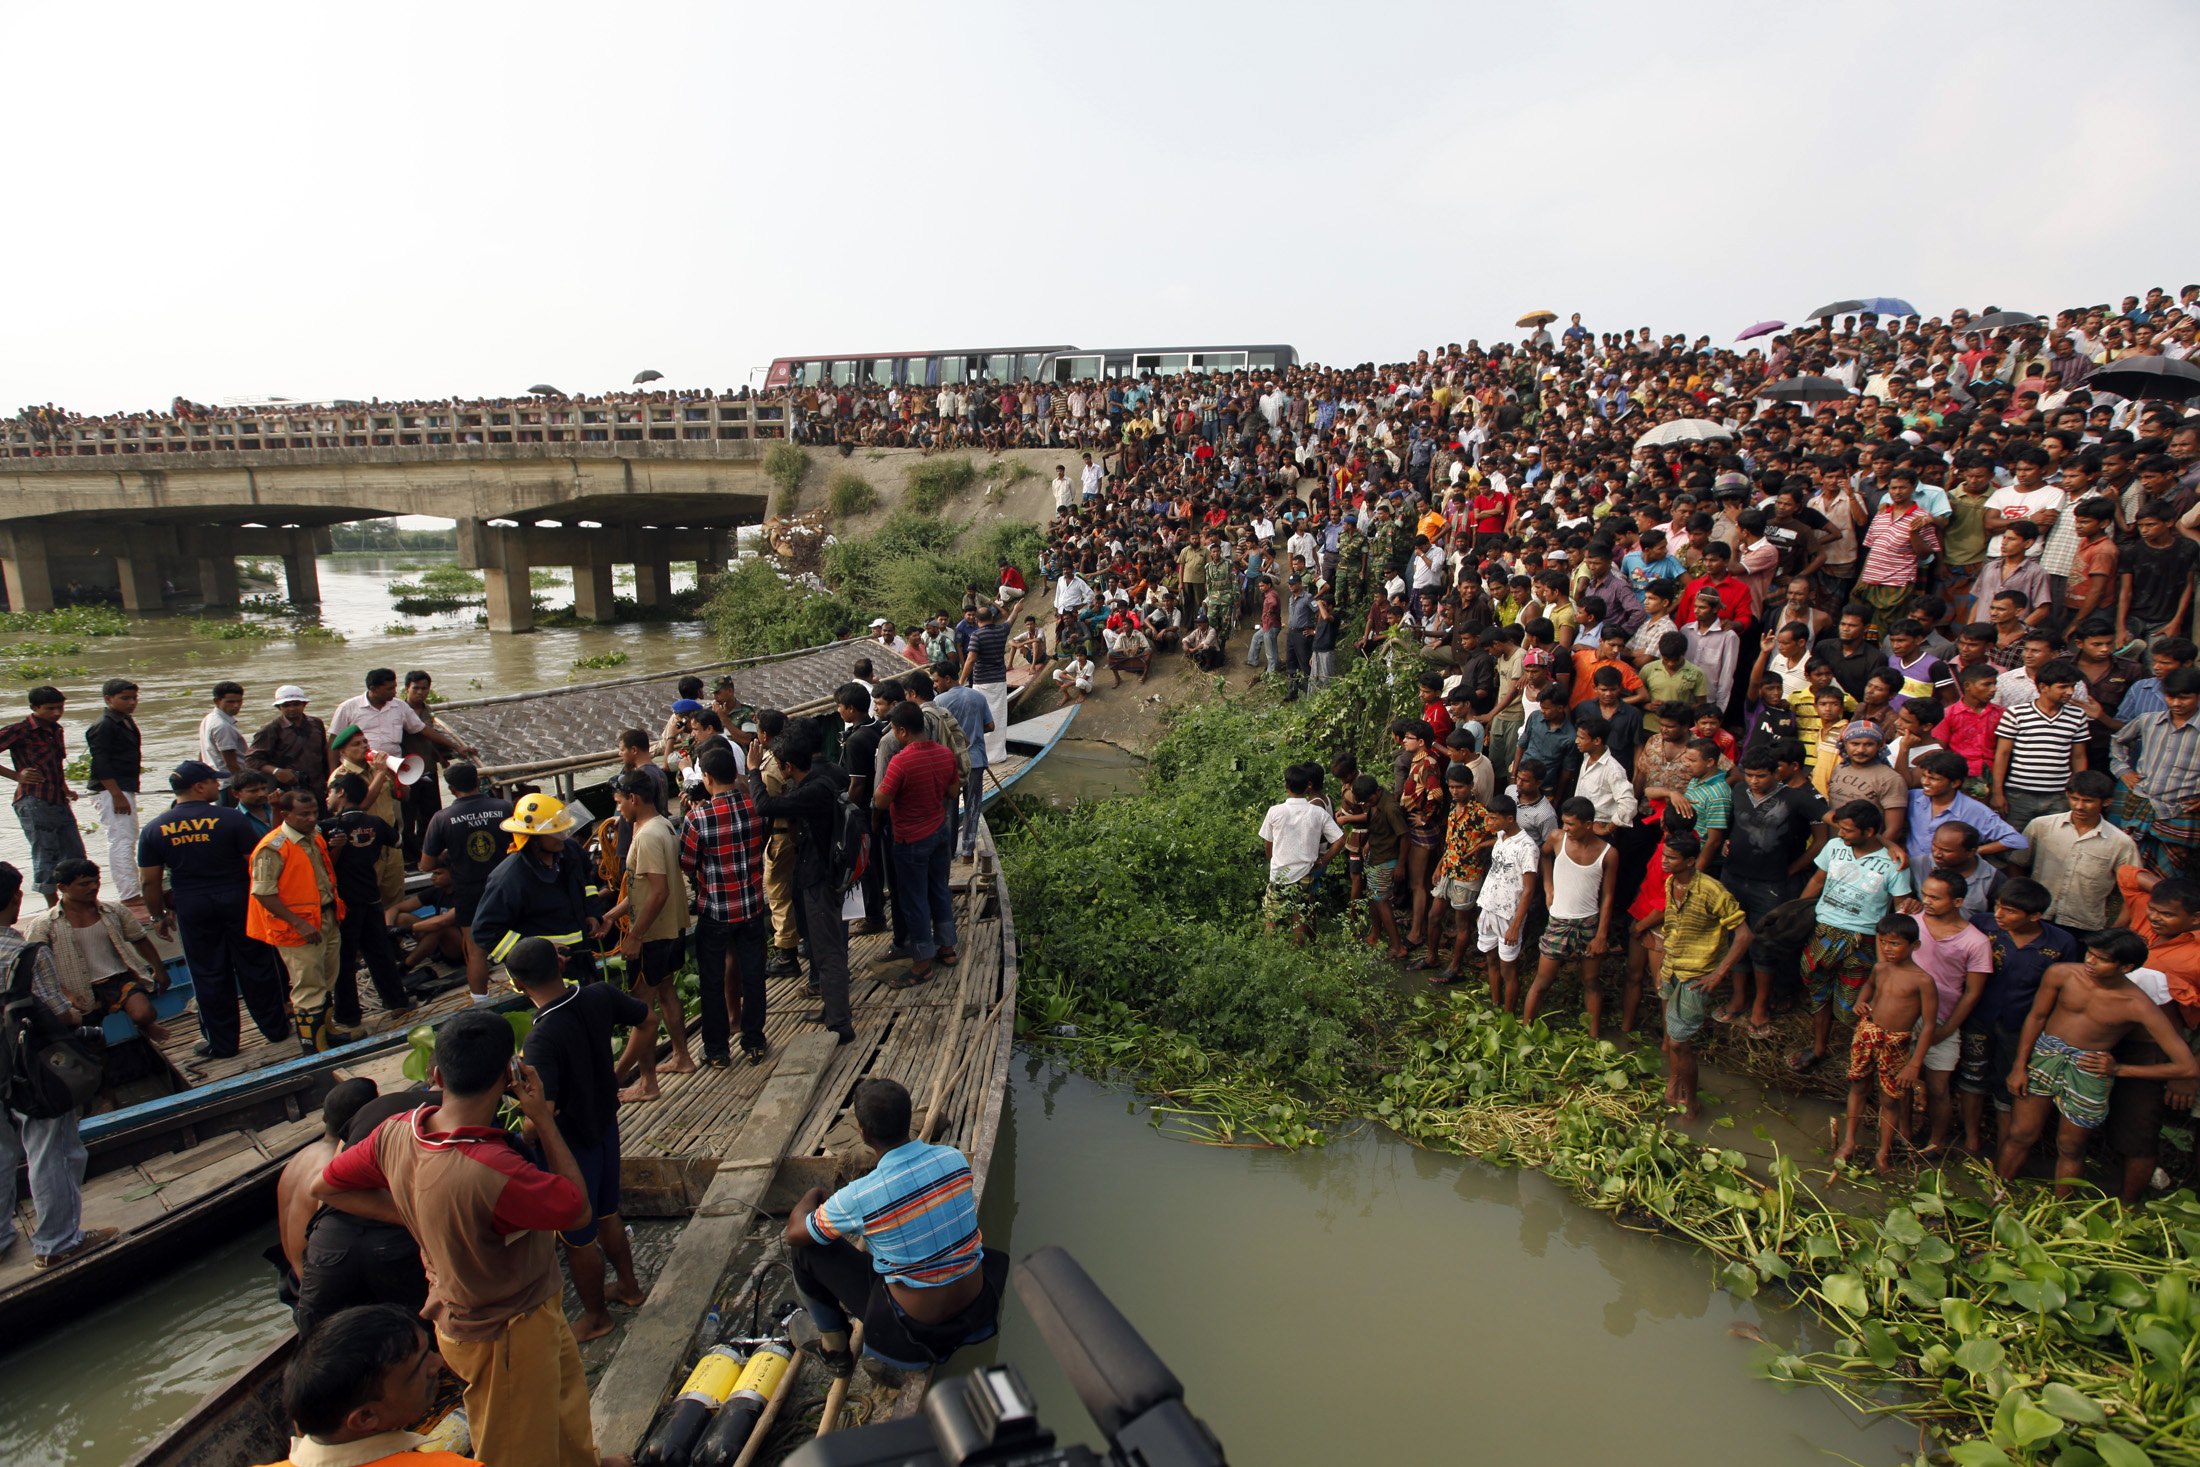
[1204,540,1238,648]
[1335,521,1367,618]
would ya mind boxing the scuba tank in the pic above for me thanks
[690,1344,792,1466]
[635,1345,746,1466]
[416,1407,471,1454]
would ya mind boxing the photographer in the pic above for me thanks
[784,1078,1005,1386]
[0,860,118,1269]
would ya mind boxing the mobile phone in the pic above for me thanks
[509,1057,526,1087]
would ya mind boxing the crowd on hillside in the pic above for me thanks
[997,287,2200,1196]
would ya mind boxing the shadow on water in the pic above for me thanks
[950,1055,1916,1467]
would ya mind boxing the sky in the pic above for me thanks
[6,1,2199,416]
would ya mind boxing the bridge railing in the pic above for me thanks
[4,398,789,459]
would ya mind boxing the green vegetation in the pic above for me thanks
[4,660,89,683]
[1002,654,2200,1464]
[389,563,486,615]
[827,472,879,519]
[237,593,294,614]
[530,567,569,590]
[907,456,978,514]
[329,521,459,552]
[381,623,418,636]
[571,650,630,671]
[764,441,809,515]
[293,624,345,643]
[188,618,279,642]
[706,510,1040,658]
[0,606,129,637]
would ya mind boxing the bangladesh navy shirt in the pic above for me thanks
[137,798,261,902]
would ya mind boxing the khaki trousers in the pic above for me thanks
[276,912,341,1011]
[764,831,798,951]
[437,1298,597,1467]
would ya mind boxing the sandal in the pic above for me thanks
[886,964,934,991]
[936,947,960,967]
[1786,1047,1827,1074]
[1748,1022,1776,1041]
[1427,969,1463,986]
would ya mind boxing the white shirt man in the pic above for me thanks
[1080,459,1104,501]
[1051,471,1075,513]
[198,699,250,789]
[1258,796,1343,883]
[1574,748,1639,829]
[329,690,425,759]
[1055,573,1093,616]
[1286,526,1317,568]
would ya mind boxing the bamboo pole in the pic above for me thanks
[727,1346,807,1467]
[814,1324,863,1437]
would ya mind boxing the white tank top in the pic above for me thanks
[1551,839,1608,921]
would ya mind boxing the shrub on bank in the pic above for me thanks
[765,442,809,515]
[828,473,878,519]
[907,456,977,513]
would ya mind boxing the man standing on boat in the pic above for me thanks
[471,794,604,984]
[136,760,292,1057]
[682,746,771,1066]
[749,729,856,1045]
[417,763,513,1006]
[785,1078,1005,1387]
[313,1009,612,1467]
[249,790,353,1054]
[0,861,119,1271]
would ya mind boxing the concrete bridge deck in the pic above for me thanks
[0,437,776,629]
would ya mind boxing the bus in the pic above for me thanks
[762,342,1297,391]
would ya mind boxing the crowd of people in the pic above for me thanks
[0,645,1007,1464]
[987,289,2200,1197]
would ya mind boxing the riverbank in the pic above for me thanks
[996,650,2200,1467]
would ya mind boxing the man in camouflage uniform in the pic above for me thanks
[1334,520,1367,618]
[1204,539,1238,649]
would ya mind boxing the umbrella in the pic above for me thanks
[1634,418,1733,451]
[526,383,563,395]
[1969,310,2039,332]
[1806,296,1917,320]
[1516,310,1558,328]
[1738,320,1785,340]
[2082,356,2200,403]
[632,369,665,385]
[1754,375,1853,403]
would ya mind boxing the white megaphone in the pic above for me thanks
[384,753,427,787]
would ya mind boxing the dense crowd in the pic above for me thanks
[1005,288,2200,1197]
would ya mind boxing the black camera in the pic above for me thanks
[786,1247,1225,1467]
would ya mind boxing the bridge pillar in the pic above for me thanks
[483,528,534,635]
[198,552,240,608]
[0,525,56,614]
[573,555,617,624]
[115,531,166,614]
[283,530,322,605]
[632,557,674,611]
[694,531,728,589]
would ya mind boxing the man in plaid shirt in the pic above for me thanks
[679,745,770,1064]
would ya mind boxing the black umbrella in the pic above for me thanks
[526,383,563,395]
[1754,375,1853,403]
[2083,356,2200,403]
[1805,299,1868,320]
[632,369,665,385]
[1969,310,2039,332]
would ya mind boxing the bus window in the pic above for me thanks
[1248,351,1278,369]
[829,360,855,387]
[795,361,820,387]
[1018,353,1043,381]
[1050,354,1101,384]
[1155,354,1191,376]
[937,356,965,385]
[1191,352,1246,372]
[867,358,895,385]
[1132,354,1160,375]
[986,353,1015,381]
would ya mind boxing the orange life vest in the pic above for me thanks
[258,1454,480,1467]
[245,826,346,946]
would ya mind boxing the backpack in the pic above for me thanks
[794,780,872,895]
[1,943,103,1119]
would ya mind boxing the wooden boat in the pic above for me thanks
[983,701,1080,807]
[116,825,1028,1467]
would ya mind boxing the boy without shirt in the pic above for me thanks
[1996,930,2199,1196]
[1836,914,1938,1173]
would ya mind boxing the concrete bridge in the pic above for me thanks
[0,405,784,630]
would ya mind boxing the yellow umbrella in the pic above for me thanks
[1517,310,1558,328]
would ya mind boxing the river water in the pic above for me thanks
[0,555,709,874]
[0,593,1910,1465]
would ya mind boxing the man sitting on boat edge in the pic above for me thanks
[258,1303,483,1467]
[783,1077,1007,1388]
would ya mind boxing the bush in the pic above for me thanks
[828,473,879,519]
[572,650,629,671]
[906,457,977,514]
[188,617,278,642]
[764,441,809,514]
[0,606,129,637]
[705,558,860,657]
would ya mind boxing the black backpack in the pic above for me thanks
[1,943,104,1119]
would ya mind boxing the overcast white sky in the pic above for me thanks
[6,1,2197,415]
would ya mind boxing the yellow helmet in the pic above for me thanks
[499,791,579,850]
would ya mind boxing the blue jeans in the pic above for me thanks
[13,794,85,900]
[958,767,986,857]
[0,1106,87,1258]
[1246,626,1278,672]
[890,824,958,962]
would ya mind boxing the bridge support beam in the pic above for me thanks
[283,530,321,605]
[573,554,617,624]
[1,525,55,614]
[198,553,240,608]
[482,528,534,635]
[632,557,674,611]
[115,532,166,614]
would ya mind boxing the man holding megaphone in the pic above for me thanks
[331,670,476,908]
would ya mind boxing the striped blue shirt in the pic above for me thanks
[806,1139,982,1288]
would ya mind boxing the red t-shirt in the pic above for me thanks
[998,566,1026,593]
[878,739,959,842]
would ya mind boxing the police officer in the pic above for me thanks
[137,760,290,1057]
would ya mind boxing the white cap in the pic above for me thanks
[273,684,309,706]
